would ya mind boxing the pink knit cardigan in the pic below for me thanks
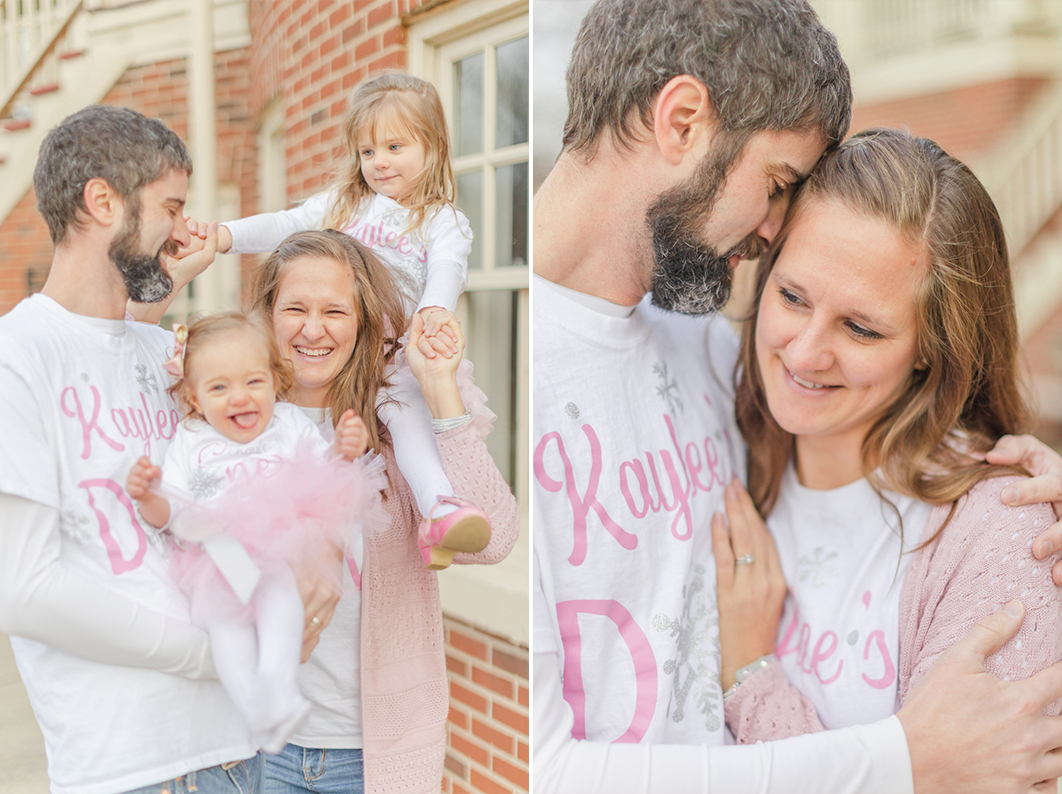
[724,475,1062,742]
[360,422,519,793]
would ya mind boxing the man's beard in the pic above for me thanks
[110,210,175,304]
[649,221,764,315]
[646,139,764,316]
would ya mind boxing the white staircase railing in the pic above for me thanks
[862,0,992,58]
[982,82,1062,260]
[0,0,82,116]
[812,0,1062,71]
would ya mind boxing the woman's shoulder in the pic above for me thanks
[929,472,1054,556]
[953,472,1049,515]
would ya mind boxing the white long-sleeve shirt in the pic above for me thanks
[225,191,472,313]
[532,277,913,793]
[0,295,255,794]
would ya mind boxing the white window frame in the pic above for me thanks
[409,0,529,647]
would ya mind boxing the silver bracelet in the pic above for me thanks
[432,408,473,434]
[722,653,776,702]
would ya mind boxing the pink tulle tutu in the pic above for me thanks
[390,345,496,441]
[169,443,387,622]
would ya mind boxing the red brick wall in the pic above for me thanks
[445,617,530,794]
[0,49,257,314]
[246,0,444,204]
[0,192,52,313]
[850,77,1050,163]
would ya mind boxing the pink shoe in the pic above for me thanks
[418,496,491,570]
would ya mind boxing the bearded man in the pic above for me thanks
[0,105,261,793]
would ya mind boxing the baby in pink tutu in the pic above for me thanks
[126,311,383,753]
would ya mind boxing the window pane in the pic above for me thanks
[456,170,483,271]
[494,161,528,267]
[453,53,484,156]
[495,36,529,147]
[463,288,518,487]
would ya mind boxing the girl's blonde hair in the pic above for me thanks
[736,128,1031,542]
[248,229,410,455]
[326,71,456,236]
[169,311,295,423]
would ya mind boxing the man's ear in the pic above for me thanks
[652,75,713,166]
[82,178,122,227]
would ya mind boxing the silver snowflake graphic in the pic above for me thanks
[134,364,159,394]
[188,467,225,501]
[382,212,404,231]
[59,509,93,543]
[652,564,722,732]
[798,547,840,588]
[653,361,683,415]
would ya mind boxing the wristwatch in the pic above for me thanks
[722,653,776,702]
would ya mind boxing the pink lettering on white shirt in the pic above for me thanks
[777,592,897,689]
[534,425,636,566]
[79,478,147,574]
[534,408,732,561]
[343,217,428,264]
[862,630,896,689]
[224,455,283,483]
[62,386,124,459]
[778,605,842,683]
[110,392,179,456]
[62,385,178,459]
[557,599,657,742]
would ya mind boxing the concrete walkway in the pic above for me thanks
[0,634,49,793]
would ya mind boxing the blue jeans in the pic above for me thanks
[122,754,263,793]
[263,744,364,794]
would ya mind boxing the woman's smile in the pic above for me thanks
[272,255,360,408]
[756,198,925,467]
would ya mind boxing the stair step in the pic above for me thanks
[2,119,31,131]
[28,83,59,96]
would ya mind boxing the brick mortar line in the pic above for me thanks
[447,671,527,713]
[453,749,527,792]
[447,646,525,683]
[451,717,521,753]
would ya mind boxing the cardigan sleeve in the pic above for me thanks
[898,476,1062,713]
[435,421,519,565]
[723,659,827,743]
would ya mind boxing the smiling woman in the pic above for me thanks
[271,255,361,409]
[246,230,518,793]
[754,198,926,489]
[714,127,1062,747]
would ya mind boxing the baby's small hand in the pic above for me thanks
[414,307,460,359]
[335,409,369,460]
[126,456,161,500]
